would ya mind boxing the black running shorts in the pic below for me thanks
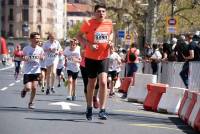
[23,73,40,84]
[85,58,109,78]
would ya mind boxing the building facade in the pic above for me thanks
[67,3,92,31]
[1,0,66,39]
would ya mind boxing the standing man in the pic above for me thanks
[180,33,200,88]
[20,32,44,109]
[77,4,113,120]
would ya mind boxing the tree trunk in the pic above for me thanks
[146,0,158,44]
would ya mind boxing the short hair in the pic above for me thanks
[186,33,193,40]
[130,43,137,48]
[30,32,40,39]
[94,4,106,12]
[152,43,158,49]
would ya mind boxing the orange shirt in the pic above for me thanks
[80,18,113,60]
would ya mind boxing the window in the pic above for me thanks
[37,10,42,22]
[74,0,80,3]
[38,0,42,6]
[37,0,41,6]
[22,23,29,37]
[8,24,14,36]
[22,9,29,21]
[22,0,29,5]
[70,20,74,26]
[8,8,13,21]
[37,25,41,35]
[8,0,14,5]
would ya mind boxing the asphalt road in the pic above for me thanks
[0,64,199,134]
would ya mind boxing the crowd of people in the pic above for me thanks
[142,33,200,88]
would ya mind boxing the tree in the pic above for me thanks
[67,22,82,38]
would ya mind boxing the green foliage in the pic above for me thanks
[67,21,82,38]
[158,0,200,36]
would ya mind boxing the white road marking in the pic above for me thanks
[9,83,15,86]
[0,87,8,91]
[49,102,81,110]
[0,64,14,71]
[15,80,20,83]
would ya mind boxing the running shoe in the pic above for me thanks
[57,83,61,87]
[98,109,107,120]
[51,88,55,93]
[109,92,115,97]
[86,107,93,120]
[21,90,27,98]
[28,103,35,109]
[41,87,45,92]
[46,88,50,95]
[72,96,76,101]
[93,96,100,109]
[66,96,72,101]
[121,93,127,99]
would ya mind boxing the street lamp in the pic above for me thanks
[170,0,176,41]
[171,0,176,18]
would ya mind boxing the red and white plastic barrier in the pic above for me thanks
[157,87,186,114]
[118,77,133,94]
[188,93,200,129]
[143,83,169,112]
[127,73,157,103]
[194,108,200,131]
[178,91,197,123]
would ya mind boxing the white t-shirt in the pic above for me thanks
[23,45,44,74]
[43,40,62,67]
[151,49,162,60]
[57,55,65,69]
[108,52,121,72]
[40,59,46,69]
[64,46,81,73]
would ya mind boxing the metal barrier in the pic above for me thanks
[141,61,200,92]
[160,62,185,88]
[119,61,200,92]
[189,62,200,92]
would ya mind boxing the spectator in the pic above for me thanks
[150,43,162,75]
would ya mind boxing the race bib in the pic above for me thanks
[47,53,56,58]
[94,32,109,43]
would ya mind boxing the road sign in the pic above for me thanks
[166,16,178,34]
[125,34,132,45]
[168,18,177,25]
[118,30,125,38]
[126,34,131,40]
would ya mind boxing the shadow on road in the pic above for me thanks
[169,117,199,134]
[25,117,104,124]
